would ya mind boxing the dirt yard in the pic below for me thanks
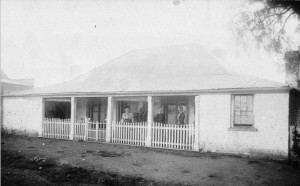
[1,134,300,186]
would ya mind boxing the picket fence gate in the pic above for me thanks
[74,119,86,141]
[87,121,106,142]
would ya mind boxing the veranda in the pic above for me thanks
[41,95,199,151]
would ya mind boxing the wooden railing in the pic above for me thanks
[111,121,147,146]
[151,122,195,150]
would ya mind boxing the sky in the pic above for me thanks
[1,0,299,87]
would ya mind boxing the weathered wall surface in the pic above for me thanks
[198,92,289,157]
[2,97,42,136]
[188,96,195,124]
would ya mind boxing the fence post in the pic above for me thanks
[39,98,45,137]
[96,120,99,141]
[106,96,113,143]
[70,97,77,140]
[84,117,89,141]
[194,95,200,151]
[146,96,153,147]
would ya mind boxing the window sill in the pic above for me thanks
[228,127,258,132]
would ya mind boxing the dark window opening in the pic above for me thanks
[45,101,71,119]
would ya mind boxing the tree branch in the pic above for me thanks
[277,11,296,41]
[260,7,292,23]
[279,11,295,34]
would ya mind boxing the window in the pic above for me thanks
[232,95,254,127]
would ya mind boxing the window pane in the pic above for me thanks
[241,103,247,111]
[241,115,246,124]
[235,105,240,112]
[234,96,240,107]
[241,96,247,104]
[235,115,240,124]
[246,96,253,110]
[233,95,254,126]
[240,96,247,110]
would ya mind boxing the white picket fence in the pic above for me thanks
[74,119,86,141]
[111,121,147,146]
[110,121,195,150]
[87,121,106,142]
[42,118,71,139]
[42,118,196,151]
[151,122,195,150]
[43,118,106,142]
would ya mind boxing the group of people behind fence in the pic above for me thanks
[121,105,185,125]
[121,105,147,123]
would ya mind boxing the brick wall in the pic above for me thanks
[198,92,289,157]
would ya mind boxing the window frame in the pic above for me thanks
[230,94,257,131]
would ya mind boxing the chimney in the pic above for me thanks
[285,47,300,88]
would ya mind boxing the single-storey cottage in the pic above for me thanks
[2,44,299,158]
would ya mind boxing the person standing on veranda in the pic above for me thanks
[154,107,165,124]
[121,105,134,123]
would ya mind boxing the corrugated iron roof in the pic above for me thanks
[4,44,288,96]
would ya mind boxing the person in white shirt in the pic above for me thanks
[121,105,134,123]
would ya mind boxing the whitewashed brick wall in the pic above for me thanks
[2,97,42,136]
[198,92,289,157]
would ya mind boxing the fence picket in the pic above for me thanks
[42,118,71,140]
[149,123,194,151]
[109,121,148,146]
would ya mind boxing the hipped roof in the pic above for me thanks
[4,44,288,97]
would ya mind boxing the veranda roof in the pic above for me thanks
[4,44,288,97]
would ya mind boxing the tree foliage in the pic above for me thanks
[231,0,300,53]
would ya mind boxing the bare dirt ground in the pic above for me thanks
[1,134,300,186]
